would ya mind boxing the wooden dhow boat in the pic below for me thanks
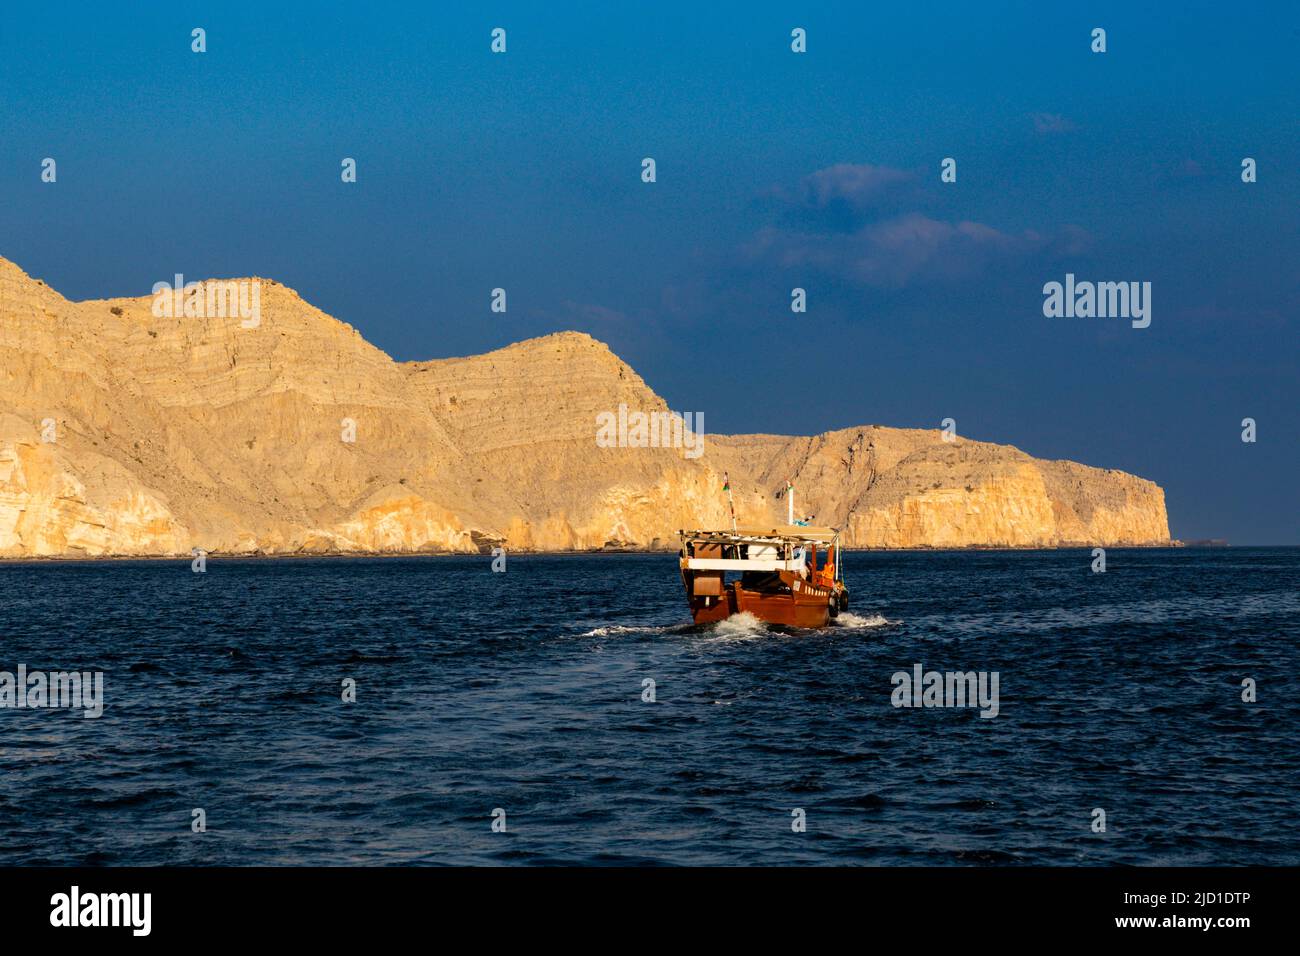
[678,524,849,628]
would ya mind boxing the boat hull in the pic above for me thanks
[686,579,836,628]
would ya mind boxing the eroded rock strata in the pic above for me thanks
[0,257,1170,557]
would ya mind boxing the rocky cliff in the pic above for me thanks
[0,256,1170,557]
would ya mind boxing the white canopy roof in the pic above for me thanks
[680,525,839,543]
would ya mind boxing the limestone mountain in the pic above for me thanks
[0,256,1170,557]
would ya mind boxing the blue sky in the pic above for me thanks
[2,1,1296,542]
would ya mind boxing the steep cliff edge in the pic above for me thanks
[0,256,1170,557]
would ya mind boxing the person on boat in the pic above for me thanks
[815,545,837,588]
[789,545,811,579]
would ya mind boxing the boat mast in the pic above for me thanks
[723,472,737,532]
[786,479,794,525]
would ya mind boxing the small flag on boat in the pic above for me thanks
[722,476,730,491]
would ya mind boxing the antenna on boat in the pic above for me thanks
[785,479,794,526]
[722,472,737,532]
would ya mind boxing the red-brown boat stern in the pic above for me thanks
[679,526,849,629]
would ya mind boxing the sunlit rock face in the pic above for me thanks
[0,256,1170,558]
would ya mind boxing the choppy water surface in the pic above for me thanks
[1,548,1296,865]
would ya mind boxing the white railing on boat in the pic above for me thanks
[682,557,802,572]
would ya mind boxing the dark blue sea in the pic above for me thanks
[1,548,1297,866]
